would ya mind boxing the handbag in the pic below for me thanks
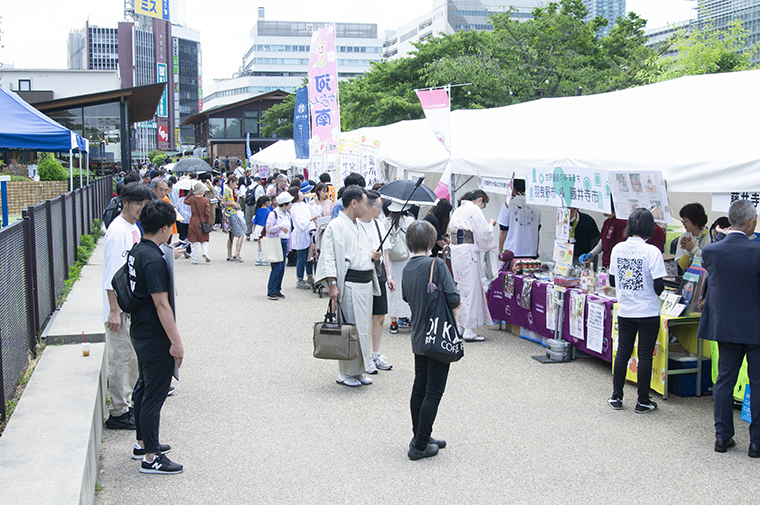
[422,259,464,364]
[200,221,213,233]
[261,236,284,263]
[483,249,499,281]
[387,226,409,262]
[313,301,359,360]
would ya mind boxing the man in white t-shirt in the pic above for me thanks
[497,179,541,257]
[102,183,153,430]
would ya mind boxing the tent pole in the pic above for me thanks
[69,149,73,190]
[79,151,83,189]
[86,151,90,185]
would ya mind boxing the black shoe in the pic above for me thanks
[714,438,736,453]
[267,294,280,300]
[428,437,447,449]
[105,411,136,430]
[275,293,286,298]
[408,442,439,461]
[608,397,623,410]
[132,444,171,460]
[634,400,658,414]
[167,386,175,397]
[139,452,183,474]
[750,443,760,458]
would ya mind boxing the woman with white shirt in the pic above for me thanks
[675,203,709,273]
[291,185,319,289]
[265,192,294,300]
[608,208,667,414]
[385,202,415,334]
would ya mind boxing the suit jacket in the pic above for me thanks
[697,232,760,344]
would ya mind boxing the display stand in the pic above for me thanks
[532,287,571,364]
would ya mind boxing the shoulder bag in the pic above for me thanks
[111,249,145,313]
[313,300,358,360]
[422,259,464,364]
[387,223,409,262]
[192,197,213,233]
[261,236,284,263]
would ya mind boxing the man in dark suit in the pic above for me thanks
[697,199,760,457]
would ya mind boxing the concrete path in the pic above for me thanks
[95,232,757,504]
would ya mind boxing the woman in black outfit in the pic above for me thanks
[402,220,460,460]
[422,198,452,257]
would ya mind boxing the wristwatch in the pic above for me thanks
[328,280,336,286]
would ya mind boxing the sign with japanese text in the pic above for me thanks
[337,136,359,186]
[610,170,671,224]
[712,192,760,213]
[293,87,310,160]
[174,128,180,149]
[415,88,450,152]
[136,0,170,21]
[527,166,611,213]
[157,63,168,118]
[360,135,382,188]
[480,176,512,195]
[308,25,340,156]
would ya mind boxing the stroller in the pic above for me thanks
[311,222,330,297]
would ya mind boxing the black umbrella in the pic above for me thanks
[378,178,438,207]
[171,157,211,173]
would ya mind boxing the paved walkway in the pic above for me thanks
[96,232,757,504]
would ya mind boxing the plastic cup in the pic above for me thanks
[81,342,91,357]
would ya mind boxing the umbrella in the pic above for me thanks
[171,157,211,173]
[173,178,194,191]
[378,178,438,207]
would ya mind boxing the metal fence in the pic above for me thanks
[0,176,112,420]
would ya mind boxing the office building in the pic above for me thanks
[383,0,541,60]
[203,8,382,111]
[67,23,119,71]
[582,0,627,37]
[695,0,760,60]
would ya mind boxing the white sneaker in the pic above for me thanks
[372,353,393,371]
[367,358,378,374]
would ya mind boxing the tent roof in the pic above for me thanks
[0,86,87,152]
[249,140,309,170]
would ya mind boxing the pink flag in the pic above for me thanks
[308,25,340,155]
[434,162,452,200]
[415,88,451,152]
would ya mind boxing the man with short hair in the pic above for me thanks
[102,182,153,430]
[267,173,288,197]
[234,160,245,179]
[698,199,760,457]
[129,199,185,474]
[150,178,169,200]
[331,173,366,220]
[316,186,382,387]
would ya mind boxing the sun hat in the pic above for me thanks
[387,200,413,213]
[192,182,207,194]
[300,181,315,194]
[276,192,294,205]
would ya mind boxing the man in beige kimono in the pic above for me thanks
[315,186,382,387]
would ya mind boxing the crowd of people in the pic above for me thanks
[102,162,760,465]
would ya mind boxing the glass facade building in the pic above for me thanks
[582,0,627,37]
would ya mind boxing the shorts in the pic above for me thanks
[253,224,265,240]
[372,278,388,316]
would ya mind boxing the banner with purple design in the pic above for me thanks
[308,25,340,156]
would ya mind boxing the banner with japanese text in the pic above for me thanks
[360,135,382,188]
[308,25,340,156]
[293,87,310,160]
[712,192,760,212]
[527,166,611,213]
[136,0,169,21]
[337,136,359,186]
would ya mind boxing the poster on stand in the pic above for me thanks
[609,170,671,223]
[337,136,359,186]
[553,240,574,267]
[556,208,571,241]
[546,287,557,331]
[527,166,611,213]
[586,300,605,354]
[569,291,585,340]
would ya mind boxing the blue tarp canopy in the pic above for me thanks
[0,86,87,152]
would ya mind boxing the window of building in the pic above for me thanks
[226,116,242,138]
[18,79,31,91]
[209,117,225,139]
[244,110,259,137]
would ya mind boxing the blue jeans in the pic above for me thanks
[267,239,288,296]
[296,248,313,280]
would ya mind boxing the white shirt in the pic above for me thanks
[291,201,313,250]
[102,216,141,323]
[496,194,541,256]
[609,237,667,318]
[359,218,387,252]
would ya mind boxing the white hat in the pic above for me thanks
[387,200,412,213]
[192,182,207,194]
[276,192,294,205]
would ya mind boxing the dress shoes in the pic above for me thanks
[714,438,736,453]
[749,443,760,458]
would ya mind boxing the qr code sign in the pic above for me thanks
[617,257,644,291]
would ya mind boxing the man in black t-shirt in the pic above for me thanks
[569,207,600,260]
[130,200,185,475]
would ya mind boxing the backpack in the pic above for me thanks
[245,185,257,206]
[111,249,145,313]
[103,197,122,229]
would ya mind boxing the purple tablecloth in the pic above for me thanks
[486,273,614,362]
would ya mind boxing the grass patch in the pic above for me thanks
[56,219,104,307]
[95,483,103,494]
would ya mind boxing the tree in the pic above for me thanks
[650,19,759,83]
[146,149,164,164]
[37,153,67,181]
[260,94,296,138]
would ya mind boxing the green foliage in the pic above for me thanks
[90,219,104,242]
[56,225,100,306]
[147,149,164,163]
[261,94,296,138]
[152,153,168,166]
[650,19,759,83]
[37,153,67,181]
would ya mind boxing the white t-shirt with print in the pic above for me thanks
[102,216,141,323]
[609,237,667,318]
[497,194,541,256]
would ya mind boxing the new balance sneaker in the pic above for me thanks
[367,358,378,375]
[140,453,183,474]
[372,353,393,371]
[132,444,171,460]
[167,386,175,397]
[634,400,658,414]
[608,397,623,410]
[389,323,398,334]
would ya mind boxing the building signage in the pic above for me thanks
[136,0,170,21]
[157,62,168,117]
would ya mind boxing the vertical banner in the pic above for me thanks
[157,62,168,118]
[337,136,359,186]
[246,133,252,160]
[360,135,382,188]
[415,88,451,152]
[435,162,453,200]
[308,25,340,156]
[293,87,310,159]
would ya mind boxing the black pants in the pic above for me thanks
[133,352,173,454]
[714,342,760,444]
[612,316,660,404]
[410,354,450,450]
[177,222,189,241]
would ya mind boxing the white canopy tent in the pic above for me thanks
[249,140,310,171]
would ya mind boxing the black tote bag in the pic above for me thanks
[422,259,464,364]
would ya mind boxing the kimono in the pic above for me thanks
[315,212,380,375]
[449,200,498,330]
[385,214,414,319]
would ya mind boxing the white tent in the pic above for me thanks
[250,140,310,171]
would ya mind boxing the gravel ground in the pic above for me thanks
[95,233,758,504]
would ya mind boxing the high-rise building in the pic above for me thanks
[67,23,119,71]
[203,8,382,111]
[695,0,760,59]
[582,0,627,37]
[383,0,541,60]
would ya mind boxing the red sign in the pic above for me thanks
[158,125,168,142]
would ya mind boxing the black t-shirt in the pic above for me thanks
[572,212,600,258]
[423,214,444,257]
[130,238,171,357]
